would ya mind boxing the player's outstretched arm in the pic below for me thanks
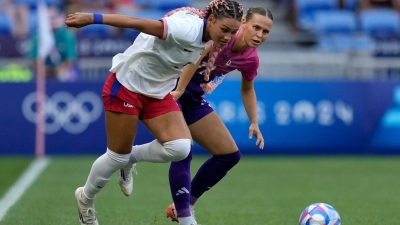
[241,78,264,149]
[65,13,163,39]
[171,44,212,100]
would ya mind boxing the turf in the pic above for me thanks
[0,158,33,197]
[1,156,399,225]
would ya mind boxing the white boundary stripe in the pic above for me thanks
[0,157,50,221]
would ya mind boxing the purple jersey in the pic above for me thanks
[178,28,259,110]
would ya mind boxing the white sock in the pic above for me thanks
[127,139,173,165]
[82,149,130,202]
[178,216,195,225]
[126,139,191,168]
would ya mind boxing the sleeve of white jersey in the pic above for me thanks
[160,11,202,45]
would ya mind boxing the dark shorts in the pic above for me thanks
[102,73,180,120]
[176,80,214,125]
[177,98,214,125]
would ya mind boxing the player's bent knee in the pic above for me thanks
[233,150,242,163]
[228,150,241,165]
[214,150,242,169]
[163,139,191,161]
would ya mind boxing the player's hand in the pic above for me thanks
[249,123,264,150]
[65,12,93,28]
[171,90,184,100]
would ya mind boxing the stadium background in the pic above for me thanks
[1,0,400,224]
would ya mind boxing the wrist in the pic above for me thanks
[176,88,185,92]
[93,13,103,24]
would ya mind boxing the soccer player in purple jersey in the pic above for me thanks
[165,6,274,221]
[120,6,273,223]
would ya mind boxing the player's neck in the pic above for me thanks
[230,31,250,53]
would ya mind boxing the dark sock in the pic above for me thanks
[190,151,241,205]
[169,146,193,217]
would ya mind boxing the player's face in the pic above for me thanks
[208,16,240,48]
[242,14,273,48]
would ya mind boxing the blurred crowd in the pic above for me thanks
[267,0,400,54]
[358,0,400,12]
[0,0,141,81]
[0,0,139,38]
[274,0,400,31]
[1,0,399,82]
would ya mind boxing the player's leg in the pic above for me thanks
[119,93,195,224]
[76,111,139,225]
[188,111,241,206]
[119,99,191,194]
[122,98,191,166]
[165,104,241,222]
[83,111,139,197]
[75,74,140,225]
[142,103,196,225]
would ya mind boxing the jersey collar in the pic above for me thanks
[202,18,208,43]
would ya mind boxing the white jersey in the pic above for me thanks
[110,11,207,99]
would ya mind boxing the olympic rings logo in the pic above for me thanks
[22,91,103,134]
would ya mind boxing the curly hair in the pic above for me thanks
[164,0,243,83]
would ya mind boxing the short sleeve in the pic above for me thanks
[239,56,259,81]
[160,11,202,45]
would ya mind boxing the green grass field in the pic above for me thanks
[0,156,399,225]
[0,158,31,198]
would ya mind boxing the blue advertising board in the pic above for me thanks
[207,81,400,154]
[1,80,400,155]
[0,82,154,155]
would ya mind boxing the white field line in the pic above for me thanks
[0,157,50,221]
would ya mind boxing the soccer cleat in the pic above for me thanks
[166,204,179,222]
[75,187,99,225]
[118,163,137,196]
[166,204,197,223]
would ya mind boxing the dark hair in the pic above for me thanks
[164,0,243,23]
[202,0,243,83]
[204,0,243,21]
[164,0,244,83]
[245,6,273,22]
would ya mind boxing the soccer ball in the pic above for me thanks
[299,203,341,225]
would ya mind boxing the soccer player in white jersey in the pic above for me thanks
[65,1,243,225]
